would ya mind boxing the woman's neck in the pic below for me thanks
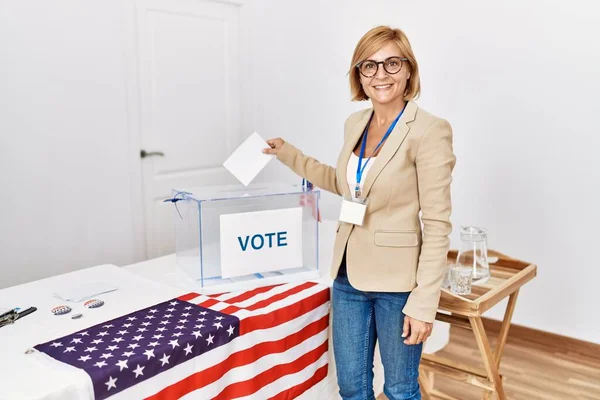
[372,98,407,128]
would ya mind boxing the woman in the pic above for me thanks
[263,26,456,400]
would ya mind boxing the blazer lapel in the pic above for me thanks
[359,100,418,200]
[336,110,373,198]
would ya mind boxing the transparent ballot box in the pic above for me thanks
[173,183,320,293]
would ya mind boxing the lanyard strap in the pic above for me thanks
[356,104,407,189]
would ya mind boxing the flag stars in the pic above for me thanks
[133,364,145,378]
[115,359,128,371]
[206,334,214,345]
[105,376,117,391]
[143,349,155,360]
[159,353,170,366]
[39,298,240,393]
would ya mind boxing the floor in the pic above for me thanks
[378,325,600,400]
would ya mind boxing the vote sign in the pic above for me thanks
[219,207,304,278]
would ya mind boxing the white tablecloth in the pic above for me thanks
[0,265,186,400]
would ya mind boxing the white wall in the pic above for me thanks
[246,0,600,344]
[0,1,137,286]
[1,0,598,344]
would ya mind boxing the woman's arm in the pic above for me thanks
[264,138,343,196]
[403,118,457,324]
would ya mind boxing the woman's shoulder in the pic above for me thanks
[412,102,451,130]
[344,107,372,126]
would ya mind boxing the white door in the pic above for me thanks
[136,0,243,258]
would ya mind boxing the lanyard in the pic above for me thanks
[355,104,406,198]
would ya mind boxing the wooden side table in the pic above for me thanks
[419,249,537,400]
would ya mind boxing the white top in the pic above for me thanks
[347,152,377,199]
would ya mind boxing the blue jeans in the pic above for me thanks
[332,267,423,400]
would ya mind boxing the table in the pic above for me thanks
[0,264,333,400]
[0,265,184,400]
[418,249,538,400]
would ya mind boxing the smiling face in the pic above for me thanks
[358,41,411,106]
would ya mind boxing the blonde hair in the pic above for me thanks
[349,26,421,101]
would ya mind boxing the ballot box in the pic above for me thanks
[172,183,321,293]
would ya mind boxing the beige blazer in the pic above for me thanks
[276,100,456,323]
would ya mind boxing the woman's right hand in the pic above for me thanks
[263,138,285,156]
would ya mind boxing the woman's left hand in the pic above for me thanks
[402,316,433,345]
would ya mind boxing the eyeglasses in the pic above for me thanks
[355,56,408,78]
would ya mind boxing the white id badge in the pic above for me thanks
[339,197,368,226]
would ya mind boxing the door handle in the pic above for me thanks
[140,150,165,159]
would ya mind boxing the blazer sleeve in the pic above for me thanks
[403,118,457,323]
[275,142,343,195]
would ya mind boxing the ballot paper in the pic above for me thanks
[223,132,274,186]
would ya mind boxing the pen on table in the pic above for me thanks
[16,306,37,320]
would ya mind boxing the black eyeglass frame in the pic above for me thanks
[355,56,409,78]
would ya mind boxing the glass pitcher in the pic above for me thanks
[456,226,490,285]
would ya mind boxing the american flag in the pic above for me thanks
[34,281,330,399]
